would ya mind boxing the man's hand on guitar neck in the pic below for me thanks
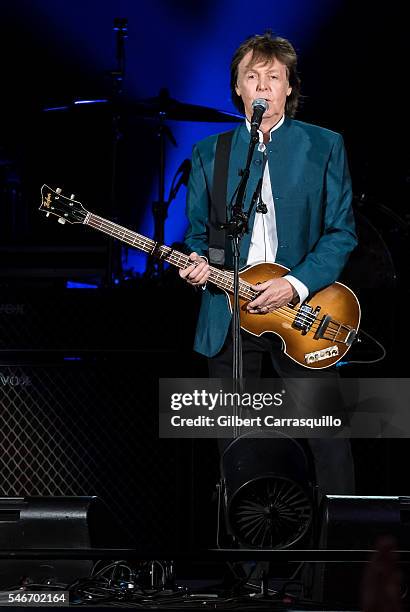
[179,252,210,287]
[247,278,297,314]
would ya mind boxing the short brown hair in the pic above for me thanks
[230,32,301,117]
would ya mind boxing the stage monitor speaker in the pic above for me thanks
[321,495,410,549]
[312,495,410,607]
[0,496,120,588]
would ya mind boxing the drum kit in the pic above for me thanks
[341,192,409,292]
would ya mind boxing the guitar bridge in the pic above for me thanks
[293,304,320,335]
[314,314,332,340]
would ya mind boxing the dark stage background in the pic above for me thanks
[0,0,408,553]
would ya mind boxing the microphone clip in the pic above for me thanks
[256,202,268,214]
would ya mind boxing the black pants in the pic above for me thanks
[208,328,355,498]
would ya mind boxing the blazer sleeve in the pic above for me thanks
[183,145,210,257]
[287,134,358,294]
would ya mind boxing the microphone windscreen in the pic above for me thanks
[252,98,269,112]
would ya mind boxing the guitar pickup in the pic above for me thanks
[293,304,320,335]
[314,314,332,340]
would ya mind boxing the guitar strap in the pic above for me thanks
[209,129,234,268]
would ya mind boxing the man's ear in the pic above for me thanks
[235,83,241,97]
[287,86,292,97]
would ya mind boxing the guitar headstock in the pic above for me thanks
[40,185,88,224]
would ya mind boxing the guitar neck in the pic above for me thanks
[85,212,241,296]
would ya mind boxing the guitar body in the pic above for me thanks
[226,262,361,369]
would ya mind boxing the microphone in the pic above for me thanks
[250,98,269,135]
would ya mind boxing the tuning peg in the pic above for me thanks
[70,194,75,200]
[58,218,66,225]
[46,213,50,217]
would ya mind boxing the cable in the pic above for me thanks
[340,327,386,366]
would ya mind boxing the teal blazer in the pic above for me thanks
[184,117,357,358]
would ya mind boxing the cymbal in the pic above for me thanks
[43,99,110,113]
[43,88,244,123]
[132,88,243,122]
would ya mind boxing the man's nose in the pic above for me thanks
[257,77,269,91]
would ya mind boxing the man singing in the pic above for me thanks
[179,32,357,495]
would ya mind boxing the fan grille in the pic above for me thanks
[229,476,312,549]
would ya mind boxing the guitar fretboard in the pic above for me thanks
[86,213,256,300]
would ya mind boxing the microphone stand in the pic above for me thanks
[221,128,259,434]
[107,18,128,288]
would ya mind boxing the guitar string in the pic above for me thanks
[88,214,317,320]
[86,216,347,343]
[86,215,352,342]
[85,216,349,342]
[53,203,351,342]
[56,203,341,336]
[86,216,321,323]
[86,215,321,322]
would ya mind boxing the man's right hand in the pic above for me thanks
[179,252,210,287]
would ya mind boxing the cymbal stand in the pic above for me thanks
[145,93,177,281]
[106,18,128,288]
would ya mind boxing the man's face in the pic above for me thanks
[235,51,292,131]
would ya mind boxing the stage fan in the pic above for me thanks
[220,432,314,549]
